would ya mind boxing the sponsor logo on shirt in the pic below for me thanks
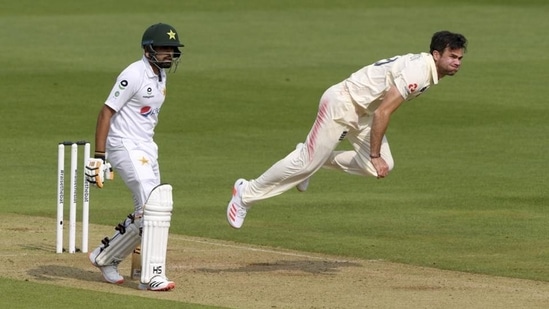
[142,87,155,99]
[407,84,429,98]
[114,80,128,98]
[140,106,160,117]
[119,80,128,90]
[408,83,418,92]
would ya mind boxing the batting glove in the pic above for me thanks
[85,152,114,188]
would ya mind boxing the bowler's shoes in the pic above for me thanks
[88,247,124,284]
[138,275,175,291]
[227,178,249,229]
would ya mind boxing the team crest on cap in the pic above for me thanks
[167,30,176,40]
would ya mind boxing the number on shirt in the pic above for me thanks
[374,57,399,66]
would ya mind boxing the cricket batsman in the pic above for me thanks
[85,23,184,291]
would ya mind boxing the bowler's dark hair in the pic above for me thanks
[430,31,467,54]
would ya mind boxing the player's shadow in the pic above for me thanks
[198,259,361,275]
[20,243,136,287]
[26,265,140,289]
[27,265,100,282]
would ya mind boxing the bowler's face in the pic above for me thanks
[434,47,464,77]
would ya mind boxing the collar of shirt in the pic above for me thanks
[141,55,165,80]
[423,53,439,85]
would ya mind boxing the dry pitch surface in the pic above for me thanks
[2,213,549,308]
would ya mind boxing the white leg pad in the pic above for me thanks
[93,214,141,266]
[141,184,173,283]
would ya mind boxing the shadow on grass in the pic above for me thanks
[198,259,361,275]
[26,264,142,289]
[27,265,100,282]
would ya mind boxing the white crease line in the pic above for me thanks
[179,237,355,263]
[1,235,364,264]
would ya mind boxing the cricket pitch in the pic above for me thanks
[2,214,549,308]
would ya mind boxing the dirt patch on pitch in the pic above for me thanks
[3,214,549,308]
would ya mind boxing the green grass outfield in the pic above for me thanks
[1,0,548,307]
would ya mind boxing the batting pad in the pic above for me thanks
[141,184,173,283]
[94,215,141,266]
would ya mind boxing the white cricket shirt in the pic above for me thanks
[344,52,438,115]
[104,56,167,142]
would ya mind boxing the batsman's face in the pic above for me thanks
[153,46,176,68]
[434,47,464,77]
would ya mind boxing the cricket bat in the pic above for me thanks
[130,245,141,280]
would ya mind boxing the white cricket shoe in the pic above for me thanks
[295,143,310,192]
[138,275,175,291]
[227,178,249,229]
[88,247,124,284]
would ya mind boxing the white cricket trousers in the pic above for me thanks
[106,138,161,216]
[242,81,394,205]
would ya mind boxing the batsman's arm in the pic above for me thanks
[94,105,116,156]
[85,105,116,188]
[370,85,405,178]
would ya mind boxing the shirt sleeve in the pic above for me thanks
[391,54,430,101]
[104,67,140,112]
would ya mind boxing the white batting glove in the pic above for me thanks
[85,158,114,188]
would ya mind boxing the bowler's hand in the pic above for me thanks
[371,157,389,178]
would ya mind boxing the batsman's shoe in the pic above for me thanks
[295,143,310,192]
[138,275,175,291]
[227,178,249,229]
[88,247,124,284]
